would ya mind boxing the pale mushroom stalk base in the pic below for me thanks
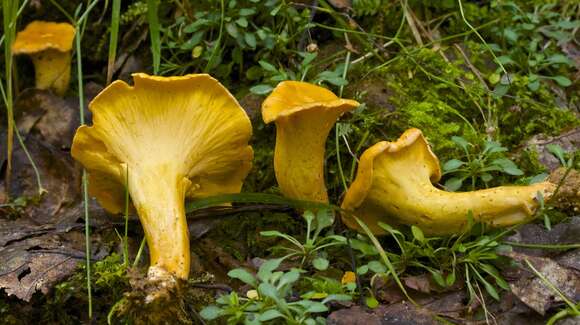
[128,165,191,280]
[273,109,337,203]
[31,49,71,96]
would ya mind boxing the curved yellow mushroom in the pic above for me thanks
[12,21,75,96]
[341,128,556,235]
[71,73,253,281]
[262,81,359,202]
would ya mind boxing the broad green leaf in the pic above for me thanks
[451,136,470,150]
[239,8,256,16]
[305,301,328,313]
[431,271,446,287]
[258,258,283,282]
[258,282,280,300]
[258,60,277,72]
[199,306,223,320]
[411,226,425,243]
[228,268,257,287]
[528,173,548,184]
[315,209,334,232]
[527,79,540,91]
[491,158,523,175]
[444,177,463,192]
[446,272,456,286]
[258,309,284,321]
[503,28,518,42]
[365,296,379,308]
[357,265,369,275]
[546,54,573,65]
[225,22,239,38]
[367,261,386,273]
[250,84,273,95]
[235,17,248,27]
[244,33,257,48]
[322,294,352,304]
[481,173,493,183]
[443,159,465,172]
[278,269,301,287]
[492,83,510,98]
[552,76,572,87]
[312,257,329,271]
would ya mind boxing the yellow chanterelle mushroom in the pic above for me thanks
[12,21,76,96]
[261,81,359,203]
[341,128,555,235]
[71,73,253,282]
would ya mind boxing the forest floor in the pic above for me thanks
[1,1,579,324]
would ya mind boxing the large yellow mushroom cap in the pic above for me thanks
[341,128,556,235]
[72,73,253,212]
[261,81,359,202]
[71,73,253,279]
[12,21,75,54]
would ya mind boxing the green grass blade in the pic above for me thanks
[204,0,225,72]
[106,0,121,85]
[73,0,101,319]
[186,193,338,213]
[2,0,19,195]
[147,0,161,74]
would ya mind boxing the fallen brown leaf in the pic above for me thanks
[507,251,580,315]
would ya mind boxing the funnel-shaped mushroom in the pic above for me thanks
[262,81,359,202]
[341,128,555,235]
[12,21,75,96]
[71,73,253,280]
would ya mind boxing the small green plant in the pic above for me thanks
[261,209,346,271]
[442,136,523,191]
[352,218,512,304]
[546,144,575,169]
[250,52,348,95]
[489,2,577,95]
[200,258,351,324]
[161,0,310,77]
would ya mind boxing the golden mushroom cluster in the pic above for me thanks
[260,83,554,236]
[70,73,555,296]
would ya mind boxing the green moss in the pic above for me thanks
[495,75,579,146]
[394,100,476,156]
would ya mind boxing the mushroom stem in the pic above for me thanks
[273,109,339,203]
[367,173,554,234]
[127,165,190,280]
[31,49,71,96]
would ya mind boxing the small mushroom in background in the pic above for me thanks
[341,128,556,235]
[12,21,75,96]
[261,81,359,203]
[71,73,253,295]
